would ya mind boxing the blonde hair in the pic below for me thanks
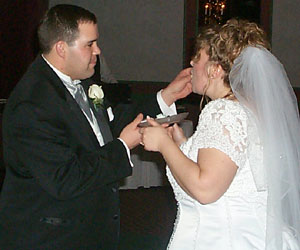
[193,19,270,89]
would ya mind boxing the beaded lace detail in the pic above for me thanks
[166,99,264,202]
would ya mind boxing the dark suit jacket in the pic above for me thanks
[0,55,161,250]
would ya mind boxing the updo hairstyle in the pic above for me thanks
[193,19,270,88]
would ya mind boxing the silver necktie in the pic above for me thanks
[74,84,93,122]
[74,83,113,144]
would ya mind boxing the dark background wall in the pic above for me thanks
[271,0,300,87]
[0,0,49,99]
[0,0,49,178]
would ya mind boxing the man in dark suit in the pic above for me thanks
[0,4,192,250]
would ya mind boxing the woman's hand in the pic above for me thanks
[140,117,171,152]
[167,123,187,146]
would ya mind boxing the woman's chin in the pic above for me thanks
[192,88,202,96]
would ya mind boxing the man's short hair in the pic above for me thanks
[38,4,97,54]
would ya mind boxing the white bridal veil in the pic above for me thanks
[230,46,300,249]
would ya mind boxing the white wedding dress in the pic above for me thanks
[166,99,299,250]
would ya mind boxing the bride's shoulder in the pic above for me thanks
[202,98,243,112]
[200,99,246,121]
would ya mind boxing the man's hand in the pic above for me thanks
[161,67,192,106]
[119,113,144,149]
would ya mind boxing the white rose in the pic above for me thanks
[88,84,104,100]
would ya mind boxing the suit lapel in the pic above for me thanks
[38,56,100,148]
[63,87,100,148]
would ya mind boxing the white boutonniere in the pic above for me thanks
[88,84,104,110]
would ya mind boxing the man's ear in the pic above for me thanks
[55,41,66,58]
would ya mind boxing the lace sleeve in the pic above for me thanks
[193,100,248,168]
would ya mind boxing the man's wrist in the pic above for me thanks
[161,88,176,106]
[157,90,177,116]
[118,138,133,167]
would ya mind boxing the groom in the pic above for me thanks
[0,4,192,250]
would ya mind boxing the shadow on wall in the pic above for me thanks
[0,112,4,190]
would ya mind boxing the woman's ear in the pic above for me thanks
[207,64,217,79]
[208,64,223,79]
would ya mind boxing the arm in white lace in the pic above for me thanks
[143,100,248,204]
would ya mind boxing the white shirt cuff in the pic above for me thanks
[157,90,177,116]
[118,138,134,167]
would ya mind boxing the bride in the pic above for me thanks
[140,19,300,250]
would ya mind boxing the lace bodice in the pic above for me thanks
[167,99,263,202]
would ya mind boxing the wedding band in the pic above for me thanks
[140,142,144,146]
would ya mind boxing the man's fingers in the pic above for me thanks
[147,117,160,127]
[133,113,144,126]
[181,67,192,76]
[181,74,192,83]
